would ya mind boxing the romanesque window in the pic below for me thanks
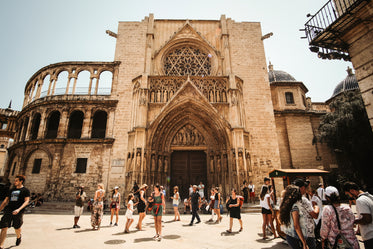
[75,158,87,173]
[67,111,84,139]
[32,158,42,174]
[91,110,107,138]
[285,92,295,104]
[30,113,41,140]
[164,46,211,76]
[45,111,60,139]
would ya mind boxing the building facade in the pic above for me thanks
[304,0,373,130]
[5,15,336,200]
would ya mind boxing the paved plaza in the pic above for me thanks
[2,212,289,249]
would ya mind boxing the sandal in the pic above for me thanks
[239,227,243,232]
[226,229,232,233]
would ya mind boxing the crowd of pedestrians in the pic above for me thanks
[0,175,372,248]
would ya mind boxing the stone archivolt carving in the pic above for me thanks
[171,124,206,146]
[164,46,211,76]
[149,76,228,103]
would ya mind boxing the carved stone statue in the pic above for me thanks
[158,155,163,172]
[238,152,244,171]
[151,154,156,171]
[131,152,136,172]
[127,153,132,172]
[150,91,155,102]
[217,155,221,173]
[163,90,168,102]
[143,153,147,172]
[136,151,141,170]
[163,156,168,173]
[210,156,214,173]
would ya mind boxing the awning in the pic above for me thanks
[269,168,329,178]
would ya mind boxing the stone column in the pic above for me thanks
[57,109,69,138]
[81,109,92,139]
[37,111,47,139]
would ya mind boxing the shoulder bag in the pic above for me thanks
[326,205,353,249]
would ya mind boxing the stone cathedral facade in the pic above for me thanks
[4,15,336,200]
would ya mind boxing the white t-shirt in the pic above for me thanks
[317,187,326,201]
[189,187,193,196]
[356,193,373,241]
[260,193,271,210]
[248,184,255,192]
[311,195,323,225]
[172,192,179,205]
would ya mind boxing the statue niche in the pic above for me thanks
[171,124,206,146]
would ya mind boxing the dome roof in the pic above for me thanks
[331,67,359,98]
[268,63,297,83]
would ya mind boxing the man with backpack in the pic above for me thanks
[343,181,373,249]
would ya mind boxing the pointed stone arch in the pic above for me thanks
[153,22,220,76]
[144,79,232,190]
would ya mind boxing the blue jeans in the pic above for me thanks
[286,235,316,249]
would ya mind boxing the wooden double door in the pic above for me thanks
[171,150,207,199]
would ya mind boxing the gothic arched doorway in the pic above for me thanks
[171,150,207,199]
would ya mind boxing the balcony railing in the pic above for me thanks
[304,0,369,59]
[38,87,111,99]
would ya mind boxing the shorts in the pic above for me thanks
[250,192,255,197]
[173,204,178,207]
[0,211,24,229]
[110,202,120,211]
[261,207,272,215]
[74,206,84,217]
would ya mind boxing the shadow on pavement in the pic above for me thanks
[56,227,74,231]
[112,230,140,236]
[4,245,16,249]
[163,234,181,240]
[259,240,289,249]
[104,239,126,245]
[133,237,155,243]
[220,231,240,236]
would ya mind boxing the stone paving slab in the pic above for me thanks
[2,213,289,249]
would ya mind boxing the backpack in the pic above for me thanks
[326,205,353,249]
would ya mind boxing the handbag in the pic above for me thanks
[326,205,353,249]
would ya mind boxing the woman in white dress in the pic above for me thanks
[124,193,134,233]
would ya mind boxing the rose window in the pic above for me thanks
[163,46,211,76]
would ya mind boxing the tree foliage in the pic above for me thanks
[318,90,373,190]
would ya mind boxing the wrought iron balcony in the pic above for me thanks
[304,0,370,60]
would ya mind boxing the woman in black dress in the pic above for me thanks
[226,188,243,233]
[135,184,148,230]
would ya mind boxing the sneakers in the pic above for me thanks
[110,222,112,226]
[16,236,21,246]
[73,225,80,228]
[188,223,193,226]
[114,223,118,226]
[196,220,201,224]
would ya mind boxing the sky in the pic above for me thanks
[0,0,352,111]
